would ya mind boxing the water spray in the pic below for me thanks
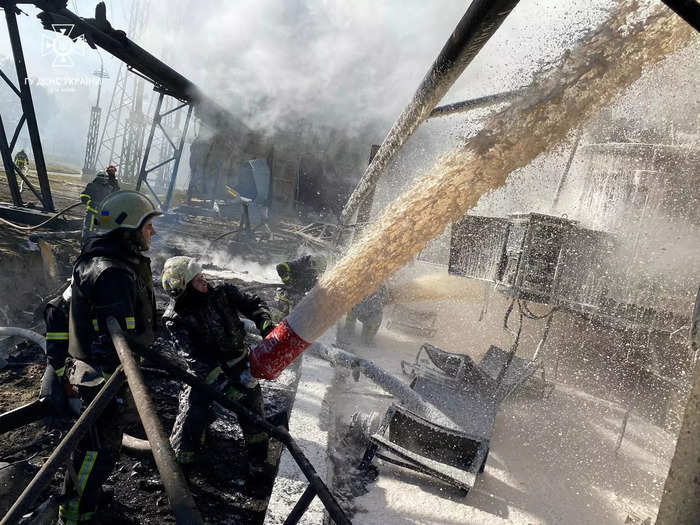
[250,3,696,380]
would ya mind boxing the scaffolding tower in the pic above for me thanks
[93,0,149,182]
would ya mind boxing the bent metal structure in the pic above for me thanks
[0,1,698,523]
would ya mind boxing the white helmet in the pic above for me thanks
[162,256,203,298]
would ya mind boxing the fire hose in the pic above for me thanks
[104,318,351,525]
[0,201,83,231]
[0,326,46,352]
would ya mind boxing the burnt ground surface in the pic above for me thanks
[0,300,297,525]
[0,175,340,523]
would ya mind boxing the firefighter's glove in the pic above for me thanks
[39,364,67,414]
[260,320,275,338]
[239,366,259,389]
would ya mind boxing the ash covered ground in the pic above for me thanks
[0,194,323,523]
[0,276,292,525]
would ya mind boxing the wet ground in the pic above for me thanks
[322,297,681,525]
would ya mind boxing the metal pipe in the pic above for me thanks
[339,0,522,225]
[0,326,46,352]
[427,89,520,119]
[551,130,582,211]
[119,337,350,525]
[661,0,700,32]
[309,342,426,412]
[1,367,126,525]
[107,317,204,525]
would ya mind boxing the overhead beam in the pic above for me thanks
[33,3,248,134]
[339,0,523,226]
[427,89,520,119]
[661,0,700,32]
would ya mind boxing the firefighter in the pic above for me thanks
[80,165,120,244]
[58,190,161,525]
[14,149,28,192]
[273,254,326,321]
[38,283,72,412]
[342,286,387,346]
[161,256,275,475]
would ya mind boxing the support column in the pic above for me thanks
[0,113,23,206]
[163,104,193,212]
[135,91,164,192]
[5,4,54,211]
[656,288,700,524]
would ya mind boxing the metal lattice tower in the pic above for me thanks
[119,76,148,182]
[150,0,188,192]
[94,0,149,181]
[81,104,101,177]
[81,52,108,178]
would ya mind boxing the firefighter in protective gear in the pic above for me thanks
[14,149,28,192]
[342,285,387,346]
[80,165,120,244]
[161,256,275,471]
[39,283,72,412]
[58,190,161,525]
[14,149,28,171]
[272,254,326,322]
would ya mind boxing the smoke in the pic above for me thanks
[0,1,614,171]
[153,232,281,283]
[144,0,612,137]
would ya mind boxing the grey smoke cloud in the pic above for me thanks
[143,0,612,135]
[0,0,612,167]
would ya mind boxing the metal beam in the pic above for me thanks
[164,104,193,212]
[0,113,23,206]
[339,0,522,226]
[283,485,317,525]
[4,4,54,211]
[661,0,700,32]
[37,5,248,133]
[427,89,520,119]
[136,91,164,195]
[655,287,700,523]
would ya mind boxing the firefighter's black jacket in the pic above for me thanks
[68,233,156,370]
[163,282,272,379]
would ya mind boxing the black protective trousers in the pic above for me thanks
[58,376,137,525]
[170,372,269,467]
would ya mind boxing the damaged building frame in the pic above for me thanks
[0,0,699,523]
